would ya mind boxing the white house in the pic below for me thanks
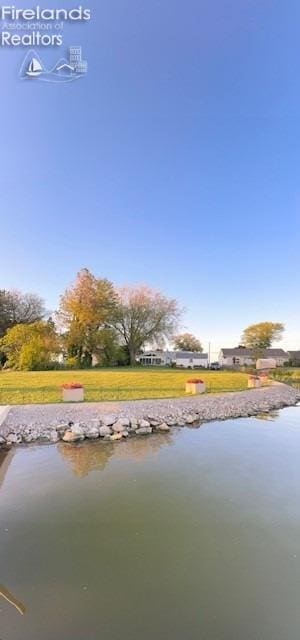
[174,351,208,368]
[219,347,289,368]
[137,350,208,368]
[137,351,168,366]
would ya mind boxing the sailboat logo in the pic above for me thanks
[19,47,88,83]
[26,57,43,77]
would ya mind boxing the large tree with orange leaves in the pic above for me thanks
[58,269,117,366]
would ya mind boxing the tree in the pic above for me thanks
[0,321,60,370]
[91,327,126,367]
[0,289,45,338]
[58,269,117,366]
[173,333,203,352]
[110,285,181,365]
[241,322,285,352]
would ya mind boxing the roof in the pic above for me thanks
[220,348,289,358]
[174,351,208,359]
[139,350,208,359]
[288,351,300,358]
[221,348,253,357]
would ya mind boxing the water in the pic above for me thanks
[1,407,300,640]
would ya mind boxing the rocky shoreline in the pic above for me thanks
[0,383,299,449]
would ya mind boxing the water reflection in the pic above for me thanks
[0,450,13,491]
[253,411,280,422]
[0,453,26,619]
[58,441,115,477]
[113,433,173,462]
[58,433,173,477]
[0,584,26,616]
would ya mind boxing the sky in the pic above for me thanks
[0,0,299,358]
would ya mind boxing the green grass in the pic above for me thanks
[0,368,249,405]
[285,368,300,381]
[270,368,300,387]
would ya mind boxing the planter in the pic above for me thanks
[185,379,206,395]
[62,385,84,402]
[248,376,261,389]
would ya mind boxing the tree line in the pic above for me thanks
[0,269,183,369]
[0,268,285,370]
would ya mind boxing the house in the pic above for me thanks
[137,351,168,366]
[288,351,300,366]
[173,351,208,368]
[137,350,208,368]
[219,347,289,368]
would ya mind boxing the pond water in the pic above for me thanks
[1,407,300,640]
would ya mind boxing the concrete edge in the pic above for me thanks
[0,406,11,429]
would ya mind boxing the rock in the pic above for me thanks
[138,419,151,428]
[110,432,123,441]
[185,415,197,424]
[49,430,60,443]
[118,417,130,427]
[57,424,69,436]
[112,420,127,433]
[6,433,22,444]
[0,436,7,445]
[156,423,170,432]
[166,419,177,426]
[99,425,112,437]
[85,426,99,439]
[23,432,37,444]
[101,415,117,426]
[71,423,85,439]
[130,418,138,427]
[149,420,160,427]
[38,432,53,442]
[62,429,84,443]
[89,419,101,428]
[136,426,152,436]
[122,430,129,438]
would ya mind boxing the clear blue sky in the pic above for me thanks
[1,0,299,357]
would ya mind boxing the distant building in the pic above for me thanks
[174,351,208,368]
[137,350,208,368]
[219,347,289,368]
[288,351,300,366]
[69,46,88,73]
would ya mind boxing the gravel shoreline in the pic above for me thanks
[0,382,299,448]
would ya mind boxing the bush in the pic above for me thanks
[65,356,79,369]
[0,321,60,370]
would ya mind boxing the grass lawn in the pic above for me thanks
[0,368,249,405]
[285,368,300,380]
[271,368,300,386]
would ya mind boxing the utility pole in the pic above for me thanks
[208,341,211,368]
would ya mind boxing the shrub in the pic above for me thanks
[65,356,79,369]
[0,321,60,370]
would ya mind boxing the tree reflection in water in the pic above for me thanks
[58,440,115,477]
[58,433,173,478]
